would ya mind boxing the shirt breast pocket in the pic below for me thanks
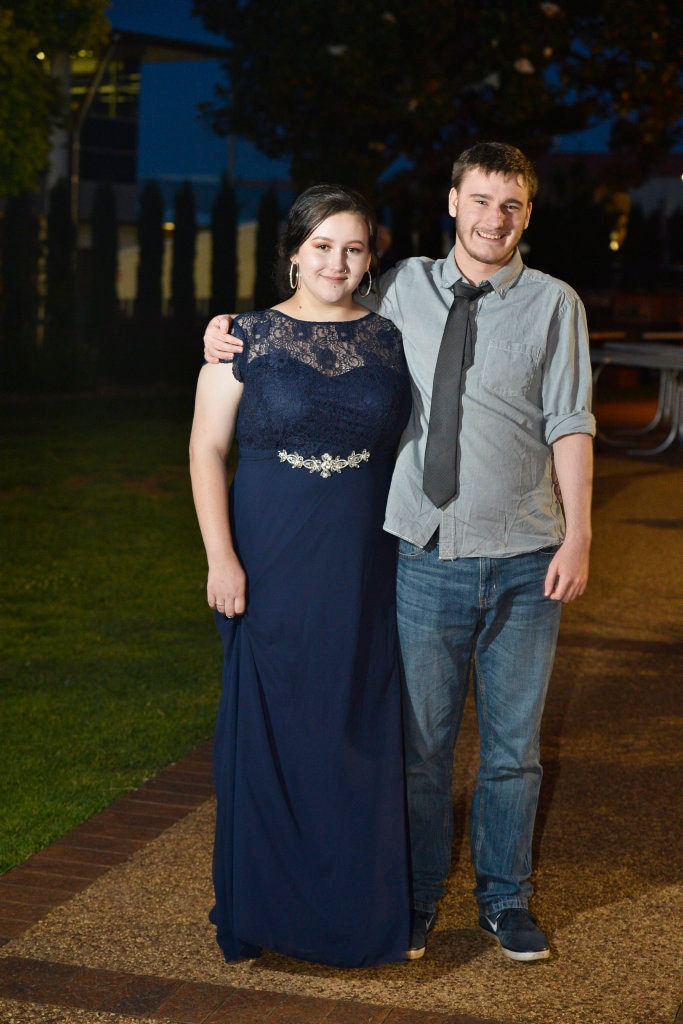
[481,341,542,398]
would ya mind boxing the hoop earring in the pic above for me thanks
[357,270,372,297]
[288,262,300,290]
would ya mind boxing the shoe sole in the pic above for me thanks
[480,926,550,962]
[406,913,436,961]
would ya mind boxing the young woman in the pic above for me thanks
[189,184,411,967]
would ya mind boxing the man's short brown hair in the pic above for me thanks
[451,142,538,200]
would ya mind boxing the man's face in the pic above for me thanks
[449,168,532,277]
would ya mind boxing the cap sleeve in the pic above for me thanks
[227,318,248,383]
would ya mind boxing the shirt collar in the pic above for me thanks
[440,246,524,298]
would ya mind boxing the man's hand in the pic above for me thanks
[544,534,590,603]
[203,314,243,363]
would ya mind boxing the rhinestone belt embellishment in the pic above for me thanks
[278,449,370,478]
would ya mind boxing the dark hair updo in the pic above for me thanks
[277,183,378,294]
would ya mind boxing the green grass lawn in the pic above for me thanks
[0,389,231,874]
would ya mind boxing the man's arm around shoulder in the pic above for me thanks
[204,315,243,363]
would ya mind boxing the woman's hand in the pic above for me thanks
[207,553,247,617]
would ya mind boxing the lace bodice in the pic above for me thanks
[231,310,411,455]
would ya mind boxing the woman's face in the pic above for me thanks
[291,212,371,306]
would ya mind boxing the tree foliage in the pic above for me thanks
[5,0,109,53]
[192,0,683,199]
[0,1,109,195]
[525,160,614,288]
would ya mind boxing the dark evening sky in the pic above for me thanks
[108,0,288,189]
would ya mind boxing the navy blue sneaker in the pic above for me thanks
[479,908,550,961]
[406,909,436,960]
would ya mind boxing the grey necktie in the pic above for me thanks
[422,280,493,508]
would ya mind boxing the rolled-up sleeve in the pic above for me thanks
[543,290,596,445]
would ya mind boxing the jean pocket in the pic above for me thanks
[398,537,431,560]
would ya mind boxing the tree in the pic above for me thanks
[0,1,109,196]
[0,11,57,196]
[525,160,614,289]
[135,181,165,320]
[617,204,666,291]
[253,186,281,310]
[210,174,238,316]
[192,0,683,203]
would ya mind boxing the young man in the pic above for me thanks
[203,142,595,963]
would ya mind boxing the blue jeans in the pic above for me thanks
[396,540,562,918]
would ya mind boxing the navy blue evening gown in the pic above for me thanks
[209,309,412,968]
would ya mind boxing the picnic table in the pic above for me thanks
[590,332,683,455]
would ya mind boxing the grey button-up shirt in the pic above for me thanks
[365,248,596,558]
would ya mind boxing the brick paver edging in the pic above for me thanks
[0,954,500,1023]
[0,743,216,945]
[0,743,503,1023]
